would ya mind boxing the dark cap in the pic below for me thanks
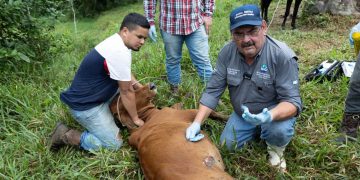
[230,4,263,30]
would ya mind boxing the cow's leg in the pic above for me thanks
[209,111,228,122]
[171,108,227,122]
[291,0,302,29]
[282,0,293,29]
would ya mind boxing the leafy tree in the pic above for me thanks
[1,1,42,63]
[0,0,65,65]
[0,0,138,67]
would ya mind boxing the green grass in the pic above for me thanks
[1,0,360,179]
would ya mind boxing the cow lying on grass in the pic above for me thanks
[110,83,233,180]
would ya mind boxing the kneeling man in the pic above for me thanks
[186,4,302,171]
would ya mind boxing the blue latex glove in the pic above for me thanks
[186,122,204,142]
[149,25,157,42]
[241,105,272,126]
[190,133,204,142]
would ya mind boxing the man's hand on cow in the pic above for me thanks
[133,117,145,127]
[186,121,204,142]
[241,105,272,126]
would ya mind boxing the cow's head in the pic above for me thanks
[110,82,157,129]
[133,82,157,110]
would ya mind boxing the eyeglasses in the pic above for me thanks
[232,26,261,40]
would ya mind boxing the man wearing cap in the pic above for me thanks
[185,4,301,171]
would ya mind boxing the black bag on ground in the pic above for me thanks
[304,60,343,82]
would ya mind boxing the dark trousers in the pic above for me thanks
[345,53,360,113]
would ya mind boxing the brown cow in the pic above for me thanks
[110,83,233,180]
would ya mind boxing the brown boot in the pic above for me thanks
[63,129,81,146]
[49,122,69,151]
[49,122,81,151]
[336,113,360,143]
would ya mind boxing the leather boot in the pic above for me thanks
[49,122,81,151]
[63,129,81,146]
[336,113,360,143]
[267,142,286,172]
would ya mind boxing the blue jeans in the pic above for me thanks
[160,25,213,86]
[220,112,296,150]
[345,54,360,113]
[70,100,122,151]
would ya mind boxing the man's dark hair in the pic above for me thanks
[120,13,150,31]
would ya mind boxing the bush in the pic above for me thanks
[73,0,140,18]
[0,1,61,64]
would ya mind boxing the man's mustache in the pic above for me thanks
[241,41,255,48]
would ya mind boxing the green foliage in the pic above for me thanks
[0,0,62,66]
[73,0,140,18]
[26,0,66,17]
[299,0,331,28]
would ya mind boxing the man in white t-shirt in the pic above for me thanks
[49,13,150,152]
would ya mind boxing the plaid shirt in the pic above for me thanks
[144,0,215,35]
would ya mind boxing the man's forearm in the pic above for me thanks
[120,91,138,120]
[194,104,213,124]
[270,102,297,121]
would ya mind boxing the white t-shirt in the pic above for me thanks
[95,33,132,81]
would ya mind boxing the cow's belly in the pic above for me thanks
[136,121,231,179]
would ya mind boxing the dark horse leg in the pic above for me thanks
[281,0,293,29]
[291,0,302,29]
[282,0,302,29]
[261,0,272,23]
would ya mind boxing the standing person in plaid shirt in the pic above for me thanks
[144,0,214,94]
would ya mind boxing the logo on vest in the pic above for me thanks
[260,64,268,72]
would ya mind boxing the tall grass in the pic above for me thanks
[1,0,359,179]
